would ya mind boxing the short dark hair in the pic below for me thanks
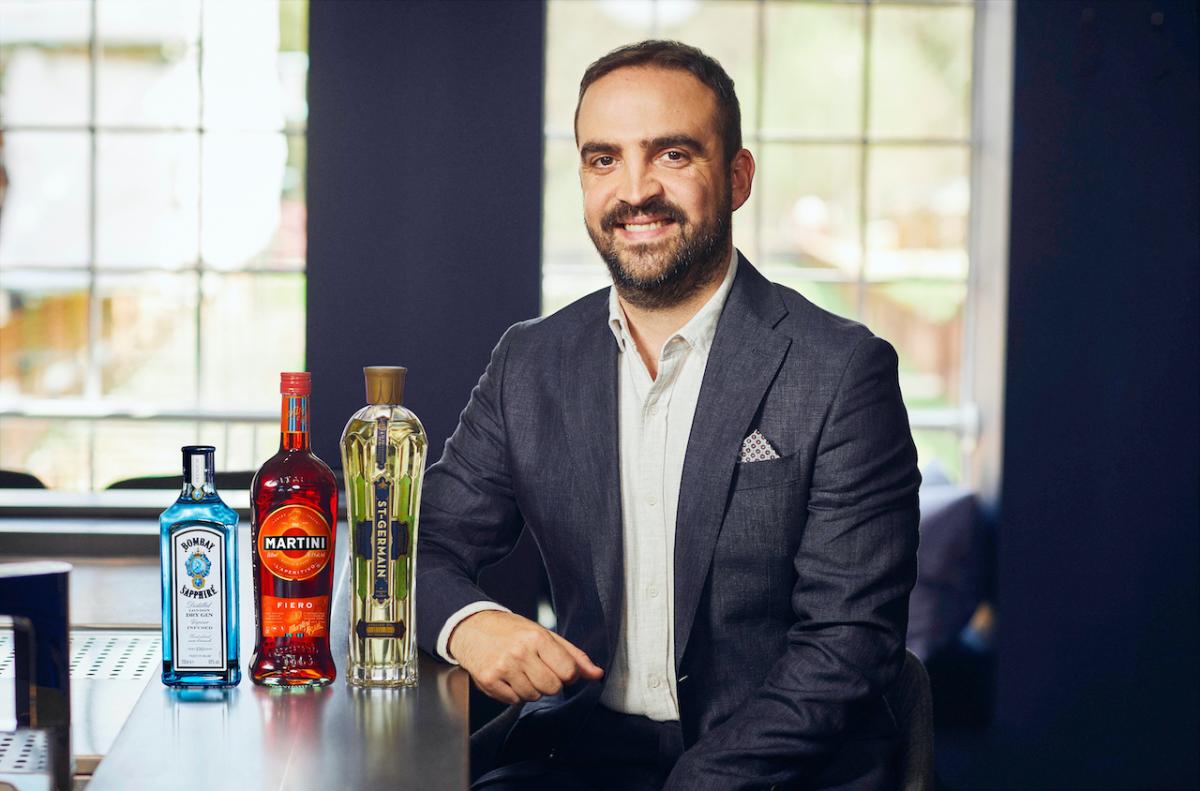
[574,40,743,164]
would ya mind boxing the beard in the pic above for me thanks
[586,193,732,310]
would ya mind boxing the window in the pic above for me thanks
[0,0,308,491]
[543,0,1011,490]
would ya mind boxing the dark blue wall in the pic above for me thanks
[990,1,1198,788]
[306,0,544,464]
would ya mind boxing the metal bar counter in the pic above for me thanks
[17,519,470,791]
[90,655,469,791]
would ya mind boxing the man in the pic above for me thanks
[417,40,920,791]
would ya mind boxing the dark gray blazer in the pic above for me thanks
[416,255,921,790]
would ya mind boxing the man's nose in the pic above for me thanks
[616,161,664,208]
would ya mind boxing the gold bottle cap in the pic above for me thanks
[364,366,406,405]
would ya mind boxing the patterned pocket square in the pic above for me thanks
[739,430,780,463]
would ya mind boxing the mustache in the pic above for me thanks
[599,197,686,232]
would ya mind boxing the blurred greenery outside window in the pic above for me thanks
[0,0,309,491]
[544,0,988,486]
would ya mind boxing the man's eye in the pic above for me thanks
[663,150,687,162]
[594,155,615,167]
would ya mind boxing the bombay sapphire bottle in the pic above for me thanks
[160,445,241,686]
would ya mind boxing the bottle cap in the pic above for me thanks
[280,371,312,395]
[181,445,215,490]
[364,366,406,405]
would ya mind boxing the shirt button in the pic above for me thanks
[647,405,658,416]
[649,675,661,689]
[647,584,659,598]
[646,494,657,506]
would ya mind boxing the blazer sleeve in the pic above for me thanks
[415,323,528,660]
[665,334,921,790]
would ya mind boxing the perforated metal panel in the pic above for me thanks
[0,631,160,682]
[0,730,47,773]
[67,633,159,681]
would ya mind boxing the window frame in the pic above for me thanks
[0,0,308,498]
[540,0,1013,500]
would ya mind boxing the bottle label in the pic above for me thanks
[170,525,228,671]
[372,477,391,603]
[355,620,405,640]
[262,595,329,638]
[258,504,332,582]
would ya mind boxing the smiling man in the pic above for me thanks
[417,41,921,791]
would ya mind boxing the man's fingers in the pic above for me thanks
[549,632,604,678]
[523,657,564,696]
[478,678,520,706]
[537,638,583,684]
[505,671,542,702]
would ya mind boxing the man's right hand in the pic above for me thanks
[448,610,604,704]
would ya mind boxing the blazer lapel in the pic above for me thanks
[560,303,623,661]
[674,258,791,671]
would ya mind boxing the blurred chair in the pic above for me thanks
[0,470,45,488]
[106,471,255,490]
[909,465,996,731]
[892,649,935,791]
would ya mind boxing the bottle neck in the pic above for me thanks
[181,452,217,500]
[280,393,311,451]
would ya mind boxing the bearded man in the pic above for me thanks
[417,40,921,791]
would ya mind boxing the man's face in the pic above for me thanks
[575,66,753,309]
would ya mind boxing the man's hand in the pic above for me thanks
[448,610,603,704]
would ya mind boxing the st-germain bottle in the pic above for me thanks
[160,445,240,687]
[340,366,427,686]
[250,372,339,687]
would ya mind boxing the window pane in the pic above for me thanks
[94,132,199,268]
[659,1,759,133]
[542,138,591,266]
[763,1,864,136]
[0,270,89,398]
[199,272,304,410]
[0,132,90,267]
[863,280,965,410]
[197,419,277,478]
[869,5,973,139]
[95,0,200,128]
[912,428,964,484]
[761,272,858,321]
[94,419,198,489]
[0,131,90,267]
[0,416,90,491]
[200,132,292,269]
[732,181,759,266]
[202,0,286,131]
[98,271,198,401]
[0,0,92,126]
[278,0,309,130]
[866,145,969,280]
[542,137,606,314]
[761,143,861,275]
[544,0,652,134]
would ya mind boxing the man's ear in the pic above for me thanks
[730,148,755,212]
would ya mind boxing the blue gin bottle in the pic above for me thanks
[160,446,241,686]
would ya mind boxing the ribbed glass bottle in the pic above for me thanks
[340,366,427,687]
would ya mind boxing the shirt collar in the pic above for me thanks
[607,248,739,355]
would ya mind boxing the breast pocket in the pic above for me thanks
[731,451,803,491]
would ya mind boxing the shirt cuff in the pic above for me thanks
[436,600,512,664]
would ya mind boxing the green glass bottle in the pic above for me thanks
[340,366,427,686]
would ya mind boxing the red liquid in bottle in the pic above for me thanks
[250,372,338,686]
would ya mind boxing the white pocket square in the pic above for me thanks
[739,430,780,463]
